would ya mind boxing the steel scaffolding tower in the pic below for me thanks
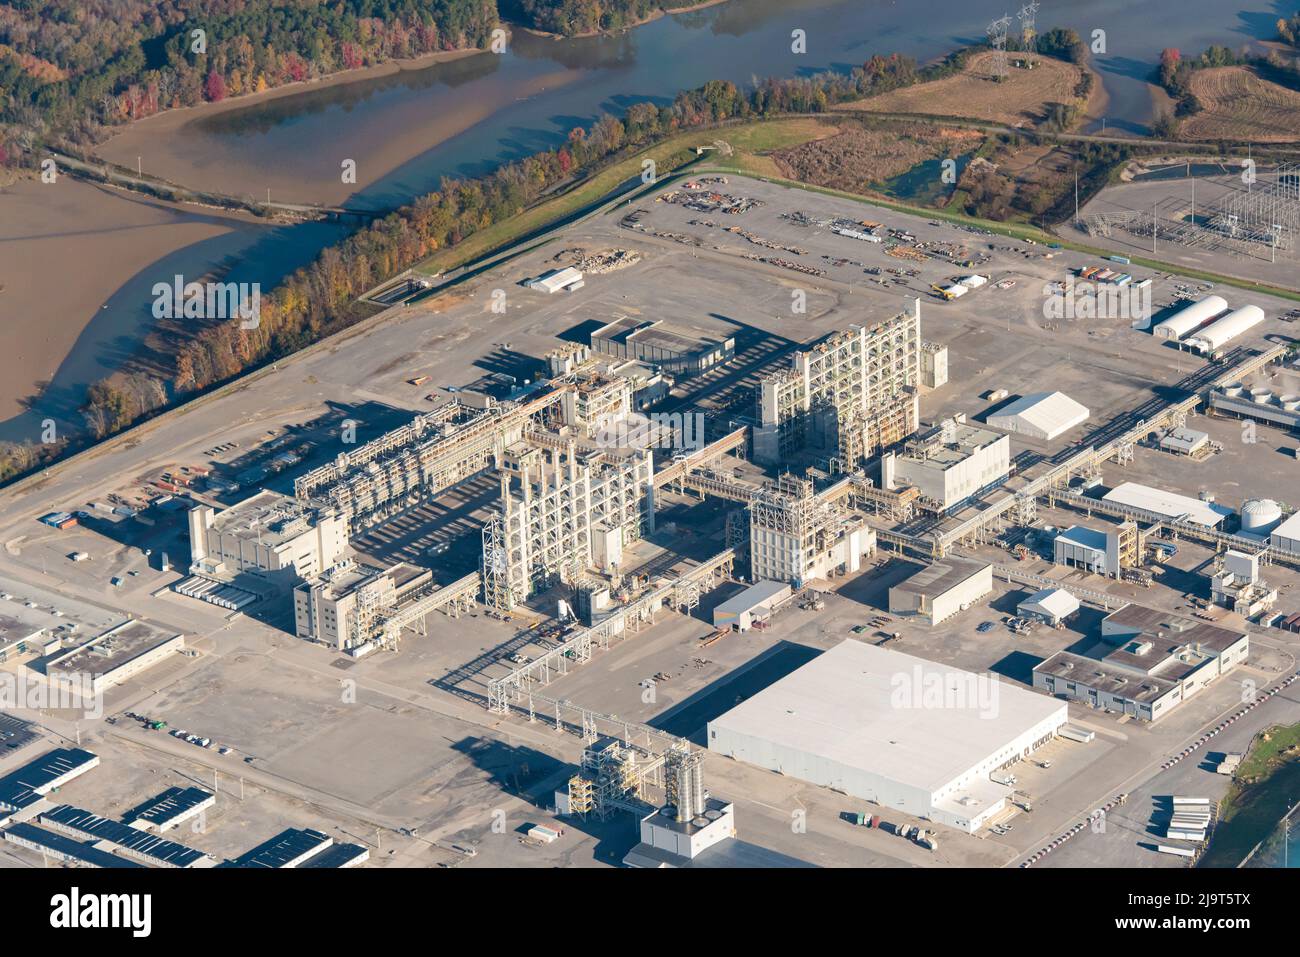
[754,300,921,469]
[481,445,653,612]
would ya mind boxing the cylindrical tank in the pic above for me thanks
[1241,498,1283,534]
[1153,295,1228,340]
[1185,304,1267,354]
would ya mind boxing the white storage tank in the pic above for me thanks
[1153,295,1228,340]
[1241,498,1283,535]
[1185,304,1266,354]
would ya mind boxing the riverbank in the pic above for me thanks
[95,46,593,208]
[0,177,259,424]
[1200,722,1300,867]
[515,0,731,40]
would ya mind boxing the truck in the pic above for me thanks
[1059,725,1095,744]
[991,771,1017,786]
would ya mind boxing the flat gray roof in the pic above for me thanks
[1035,650,1177,702]
[1105,604,1246,654]
[47,621,180,677]
[209,491,325,546]
[891,557,990,599]
[709,640,1066,794]
[714,580,790,616]
[1057,525,1109,551]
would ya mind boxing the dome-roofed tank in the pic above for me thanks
[1241,498,1283,534]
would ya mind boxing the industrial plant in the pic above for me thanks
[5,165,1300,878]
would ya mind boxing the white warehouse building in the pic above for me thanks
[1269,511,1300,558]
[708,640,1068,833]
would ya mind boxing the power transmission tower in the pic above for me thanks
[1018,2,1040,54]
[987,15,1012,81]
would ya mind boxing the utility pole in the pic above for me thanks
[1153,201,1158,254]
[1074,168,1079,227]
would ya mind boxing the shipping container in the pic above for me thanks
[1059,726,1095,743]
[1156,844,1196,858]
[526,825,561,844]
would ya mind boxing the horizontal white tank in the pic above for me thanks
[1153,295,1228,340]
[1186,305,1266,354]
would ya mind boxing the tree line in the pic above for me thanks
[52,51,953,467]
[0,0,498,159]
[0,28,1082,483]
[502,0,699,36]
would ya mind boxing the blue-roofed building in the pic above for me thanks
[40,805,216,868]
[0,748,99,813]
[224,827,333,868]
[3,822,144,869]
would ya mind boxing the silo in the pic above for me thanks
[1241,498,1283,535]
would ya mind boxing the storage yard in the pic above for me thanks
[2,172,1298,869]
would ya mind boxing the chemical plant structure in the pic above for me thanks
[7,172,1300,870]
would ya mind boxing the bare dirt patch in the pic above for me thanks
[837,51,1088,127]
[770,122,984,194]
[1181,66,1300,142]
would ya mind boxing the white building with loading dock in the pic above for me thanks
[708,640,1068,834]
[188,492,347,594]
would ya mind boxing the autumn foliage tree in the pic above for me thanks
[204,70,226,102]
